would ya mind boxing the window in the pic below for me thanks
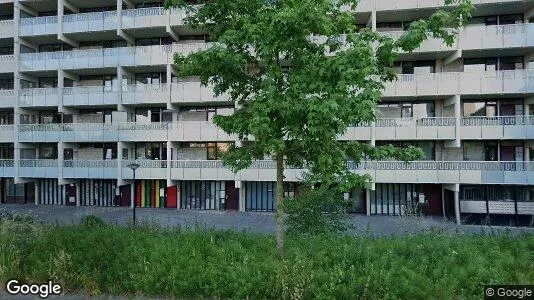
[464,57,523,72]
[38,144,57,159]
[394,61,435,74]
[38,77,58,88]
[378,101,434,118]
[463,141,485,161]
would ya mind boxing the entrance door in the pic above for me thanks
[422,184,442,216]
[66,184,76,206]
[225,181,239,210]
[119,184,131,207]
[443,189,455,220]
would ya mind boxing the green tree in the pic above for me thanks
[165,0,472,257]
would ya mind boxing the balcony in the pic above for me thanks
[374,117,455,140]
[10,159,534,186]
[19,16,58,36]
[19,159,58,178]
[0,160,14,177]
[0,125,15,142]
[121,160,167,179]
[461,116,534,140]
[350,161,534,185]
[121,84,168,105]
[0,55,16,73]
[19,43,210,71]
[19,7,187,37]
[0,20,14,38]
[380,23,534,53]
[17,121,235,143]
[19,88,60,107]
[0,89,16,108]
[63,11,118,33]
[121,7,167,29]
[63,160,118,179]
[459,24,534,51]
[355,0,521,12]
[63,86,120,106]
[171,82,230,103]
[383,70,534,98]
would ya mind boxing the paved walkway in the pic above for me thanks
[1,204,533,236]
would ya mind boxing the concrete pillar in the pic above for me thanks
[365,188,371,216]
[117,141,124,187]
[34,181,39,205]
[238,180,245,212]
[367,10,376,31]
[75,180,80,206]
[454,184,461,225]
[58,142,64,182]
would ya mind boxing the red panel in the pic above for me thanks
[136,181,141,208]
[166,185,177,208]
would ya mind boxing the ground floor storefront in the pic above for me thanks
[1,178,533,227]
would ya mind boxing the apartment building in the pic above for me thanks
[0,0,533,227]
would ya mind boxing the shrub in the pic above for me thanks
[285,185,352,235]
[81,215,106,228]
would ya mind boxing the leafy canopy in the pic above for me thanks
[165,0,472,190]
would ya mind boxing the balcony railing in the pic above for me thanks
[375,117,456,127]
[19,159,58,167]
[19,43,211,71]
[383,69,534,97]
[461,116,534,126]
[347,161,534,171]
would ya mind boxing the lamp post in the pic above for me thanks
[127,163,140,225]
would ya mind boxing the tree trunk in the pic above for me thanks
[275,152,285,258]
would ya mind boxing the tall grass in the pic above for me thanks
[0,216,532,299]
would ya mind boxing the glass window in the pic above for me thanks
[463,142,485,161]
[463,101,486,117]
[500,56,523,70]
[499,14,523,25]
[412,102,435,118]
[485,142,498,161]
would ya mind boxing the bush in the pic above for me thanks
[285,185,352,235]
[81,215,106,228]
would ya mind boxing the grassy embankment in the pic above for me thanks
[0,215,532,299]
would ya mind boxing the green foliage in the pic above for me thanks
[81,215,106,228]
[0,222,532,299]
[285,184,352,235]
[164,0,473,189]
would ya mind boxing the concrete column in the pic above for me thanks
[166,64,173,110]
[365,188,371,216]
[367,10,376,31]
[453,95,461,148]
[75,180,80,206]
[166,138,172,187]
[58,70,65,113]
[58,142,64,183]
[34,181,39,205]
[238,180,245,212]
[454,184,461,225]
[13,1,21,184]
[117,141,124,186]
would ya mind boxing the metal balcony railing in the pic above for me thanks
[19,159,58,167]
[63,160,117,168]
[0,159,14,167]
[460,116,534,126]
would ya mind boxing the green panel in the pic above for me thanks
[145,180,151,207]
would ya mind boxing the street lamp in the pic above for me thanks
[127,163,140,225]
